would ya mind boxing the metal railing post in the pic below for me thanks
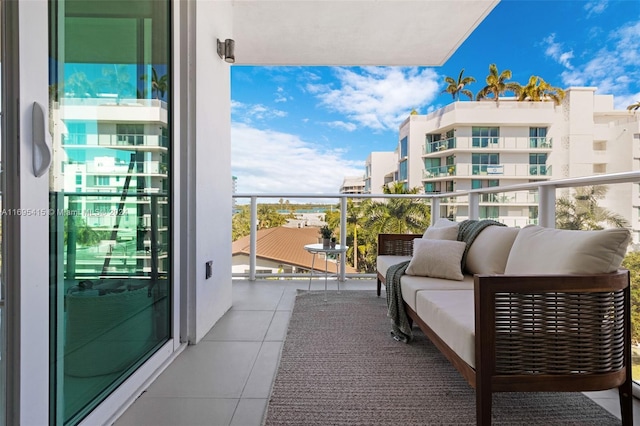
[430,197,440,225]
[250,196,258,281]
[469,192,479,220]
[538,185,556,228]
[339,196,347,282]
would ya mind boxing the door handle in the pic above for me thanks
[32,101,51,177]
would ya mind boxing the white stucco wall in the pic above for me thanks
[190,0,233,343]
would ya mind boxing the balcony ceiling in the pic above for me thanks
[231,0,499,66]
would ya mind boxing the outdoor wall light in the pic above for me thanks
[217,38,235,63]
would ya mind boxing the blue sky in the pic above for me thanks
[231,0,640,195]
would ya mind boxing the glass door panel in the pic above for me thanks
[49,1,171,424]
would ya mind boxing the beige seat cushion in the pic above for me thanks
[401,275,474,311]
[416,290,475,368]
[505,225,630,275]
[465,226,519,275]
[377,255,412,278]
[405,239,466,280]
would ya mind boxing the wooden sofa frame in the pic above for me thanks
[377,233,633,425]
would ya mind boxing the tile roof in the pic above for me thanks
[231,226,357,274]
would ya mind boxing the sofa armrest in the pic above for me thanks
[474,270,630,392]
[377,233,422,256]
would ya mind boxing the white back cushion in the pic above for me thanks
[504,225,630,275]
[465,226,519,275]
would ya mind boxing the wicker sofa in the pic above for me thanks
[377,220,633,425]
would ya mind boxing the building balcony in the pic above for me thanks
[114,171,640,425]
[422,164,552,180]
[423,136,553,156]
[63,133,169,150]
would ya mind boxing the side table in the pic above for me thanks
[303,243,348,301]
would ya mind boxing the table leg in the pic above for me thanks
[324,255,328,302]
[308,252,316,291]
[337,252,341,294]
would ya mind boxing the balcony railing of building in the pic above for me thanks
[234,170,640,281]
[423,136,553,154]
[422,163,551,179]
[56,97,167,109]
[63,133,169,149]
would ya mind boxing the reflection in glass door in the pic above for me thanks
[49,1,171,424]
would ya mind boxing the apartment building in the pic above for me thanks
[364,151,397,193]
[340,175,366,195]
[378,88,640,238]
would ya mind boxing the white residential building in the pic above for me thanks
[364,151,397,193]
[340,175,365,195]
[380,88,640,239]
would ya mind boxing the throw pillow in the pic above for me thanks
[405,238,466,280]
[423,225,458,241]
[433,218,459,229]
[423,218,460,239]
[504,225,630,275]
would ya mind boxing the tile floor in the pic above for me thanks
[115,279,640,426]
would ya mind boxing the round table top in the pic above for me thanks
[304,243,348,253]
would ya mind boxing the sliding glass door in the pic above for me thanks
[49,1,172,424]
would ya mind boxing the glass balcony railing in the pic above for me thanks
[472,164,504,175]
[423,136,554,153]
[530,164,552,176]
[424,137,456,154]
[233,171,640,280]
[423,165,456,178]
[63,133,169,148]
[529,137,552,148]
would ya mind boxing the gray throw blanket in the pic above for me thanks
[386,219,506,342]
[386,260,412,342]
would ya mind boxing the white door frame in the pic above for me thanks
[2,0,185,424]
[2,1,50,425]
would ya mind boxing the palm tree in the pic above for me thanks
[441,69,476,101]
[257,205,287,229]
[517,75,565,105]
[141,68,168,100]
[556,186,629,230]
[475,63,521,105]
[364,183,430,235]
[627,101,640,111]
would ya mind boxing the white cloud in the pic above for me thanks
[549,21,640,106]
[232,101,287,123]
[543,34,574,70]
[613,91,640,110]
[325,121,357,132]
[274,86,290,103]
[231,123,364,196]
[307,67,440,131]
[584,0,609,17]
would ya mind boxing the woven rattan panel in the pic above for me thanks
[494,291,626,375]
[382,239,414,256]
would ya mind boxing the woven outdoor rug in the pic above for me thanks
[263,290,622,425]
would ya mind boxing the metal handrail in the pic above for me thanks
[233,170,640,281]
